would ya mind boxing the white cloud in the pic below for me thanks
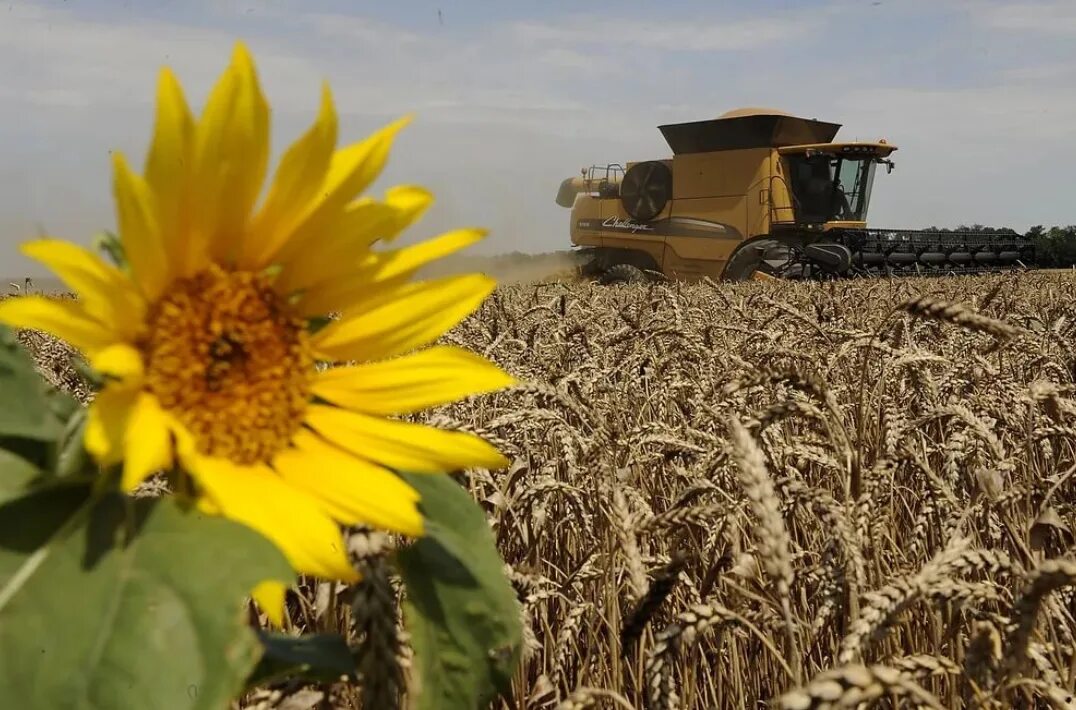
[510,15,812,52]
[979,1,1076,34]
[835,84,1076,144]
[0,3,321,113]
[300,13,423,46]
[999,60,1076,84]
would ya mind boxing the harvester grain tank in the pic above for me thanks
[556,108,1035,283]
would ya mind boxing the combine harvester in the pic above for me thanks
[555,108,1035,283]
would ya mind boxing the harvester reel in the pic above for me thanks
[620,161,672,222]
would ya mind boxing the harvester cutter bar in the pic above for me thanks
[832,228,1036,277]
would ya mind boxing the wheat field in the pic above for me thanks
[15,270,1076,709]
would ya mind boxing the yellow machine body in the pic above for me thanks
[556,107,897,281]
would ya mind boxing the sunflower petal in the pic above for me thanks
[113,153,169,300]
[368,228,486,284]
[192,41,270,266]
[309,273,495,360]
[252,580,288,628]
[84,384,139,466]
[314,345,515,415]
[275,184,433,295]
[273,430,423,536]
[260,115,411,268]
[90,343,144,381]
[0,296,113,355]
[184,453,358,582]
[379,185,435,243]
[305,404,509,473]
[295,227,484,312]
[20,239,145,339]
[121,393,173,492]
[242,82,337,270]
[272,198,384,294]
[145,67,196,273]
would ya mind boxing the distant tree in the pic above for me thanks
[1028,225,1076,267]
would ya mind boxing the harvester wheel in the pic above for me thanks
[599,264,647,285]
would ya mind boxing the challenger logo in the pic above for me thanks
[577,217,654,233]
[576,216,741,240]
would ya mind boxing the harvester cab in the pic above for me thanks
[556,107,1033,283]
[777,142,895,226]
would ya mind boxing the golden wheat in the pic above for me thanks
[16,270,1076,709]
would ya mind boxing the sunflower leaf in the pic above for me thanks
[0,325,63,442]
[0,485,293,710]
[396,472,522,710]
[0,448,47,504]
[52,406,91,480]
[246,630,356,688]
[92,230,127,270]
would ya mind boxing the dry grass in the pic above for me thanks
[16,270,1076,709]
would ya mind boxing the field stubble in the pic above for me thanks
[16,271,1076,709]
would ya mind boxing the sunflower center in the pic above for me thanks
[140,265,313,465]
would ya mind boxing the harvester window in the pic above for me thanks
[786,154,877,223]
[835,157,876,222]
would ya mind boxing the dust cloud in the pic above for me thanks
[416,249,586,285]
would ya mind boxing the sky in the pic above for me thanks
[1,0,1075,278]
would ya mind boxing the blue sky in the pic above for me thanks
[2,0,1075,277]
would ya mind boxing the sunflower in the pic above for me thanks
[0,42,515,623]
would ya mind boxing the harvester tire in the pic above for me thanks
[599,264,647,285]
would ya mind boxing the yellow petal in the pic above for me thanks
[195,495,221,515]
[192,41,270,266]
[84,385,139,466]
[121,393,173,491]
[369,228,486,283]
[304,404,509,473]
[380,184,435,243]
[89,343,144,381]
[252,579,288,628]
[273,430,423,536]
[144,67,196,273]
[184,453,358,582]
[241,82,337,270]
[113,153,169,300]
[20,239,145,339]
[295,227,484,311]
[271,198,384,294]
[257,115,411,269]
[0,296,113,355]
[309,273,495,360]
[275,185,433,295]
[313,345,515,415]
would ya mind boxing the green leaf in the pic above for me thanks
[93,230,127,270]
[0,448,46,503]
[247,631,356,688]
[0,485,293,710]
[0,325,62,442]
[396,473,522,710]
[52,406,91,480]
